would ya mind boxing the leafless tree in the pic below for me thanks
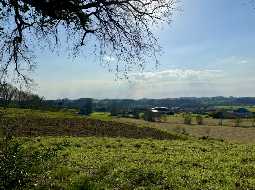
[0,0,177,81]
[0,82,18,108]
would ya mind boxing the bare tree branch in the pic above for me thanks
[0,0,178,80]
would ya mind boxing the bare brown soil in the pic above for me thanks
[0,117,184,140]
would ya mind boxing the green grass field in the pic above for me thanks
[6,136,255,189]
[1,108,255,189]
[0,107,81,119]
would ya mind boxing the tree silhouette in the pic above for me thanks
[0,0,177,81]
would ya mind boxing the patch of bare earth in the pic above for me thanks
[1,117,184,140]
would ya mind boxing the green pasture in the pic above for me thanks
[3,136,254,190]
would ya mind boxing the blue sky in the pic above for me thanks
[33,0,255,99]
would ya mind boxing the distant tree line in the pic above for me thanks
[44,97,255,113]
[2,89,255,116]
[0,83,44,109]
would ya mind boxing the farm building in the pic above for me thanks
[151,107,174,115]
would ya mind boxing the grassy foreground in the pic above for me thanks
[10,136,255,190]
[1,108,255,189]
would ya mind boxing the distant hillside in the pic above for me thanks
[44,97,255,111]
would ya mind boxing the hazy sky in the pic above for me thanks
[32,0,255,99]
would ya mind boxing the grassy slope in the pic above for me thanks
[0,107,81,119]
[1,108,255,189]
[20,136,255,190]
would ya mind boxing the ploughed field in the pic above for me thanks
[1,108,255,189]
[0,108,182,140]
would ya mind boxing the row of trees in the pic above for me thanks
[183,113,255,128]
[0,83,44,109]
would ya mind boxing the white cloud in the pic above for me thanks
[35,68,255,99]
[130,69,223,83]
[218,56,251,65]
[120,69,226,98]
[240,59,249,64]
[36,79,126,99]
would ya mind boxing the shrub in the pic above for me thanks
[218,118,223,126]
[133,111,140,119]
[139,113,145,119]
[0,138,58,190]
[160,115,168,122]
[252,116,255,127]
[196,115,203,125]
[183,113,192,125]
[0,141,31,189]
[234,118,242,127]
